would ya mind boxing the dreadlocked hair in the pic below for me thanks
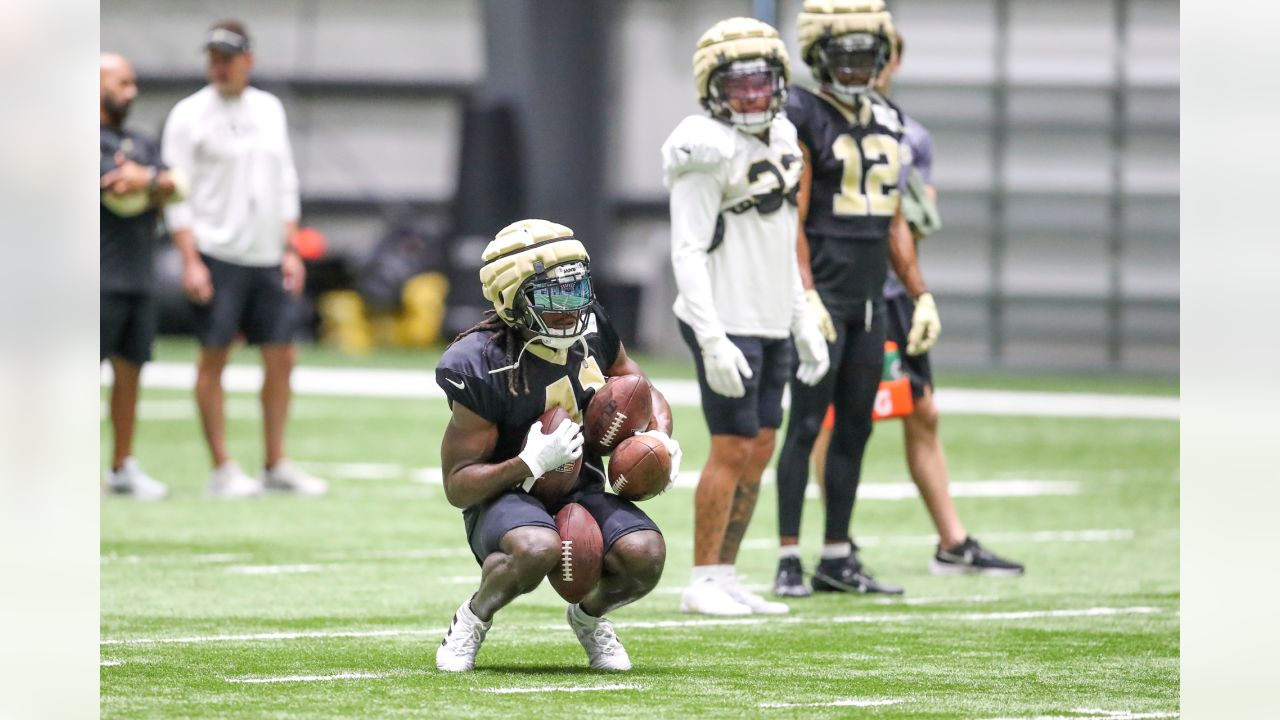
[448,310,531,397]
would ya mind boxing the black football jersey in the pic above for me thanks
[435,305,622,493]
[786,87,907,309]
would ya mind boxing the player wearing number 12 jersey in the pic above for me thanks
[773,0,941,598]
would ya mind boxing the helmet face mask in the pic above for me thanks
[706,58,788,133]
[515,260,595,348]
[818,32,889,99]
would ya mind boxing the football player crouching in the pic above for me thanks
[661,18,830,616]
[434,219,681,672]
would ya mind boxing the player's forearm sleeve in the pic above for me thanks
[669,172,726,345]
[160,108,195,231]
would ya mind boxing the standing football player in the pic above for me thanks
[773,0,940,598]
[810,31,1025,577]
[663,18,830,616]
[434,219,681,672]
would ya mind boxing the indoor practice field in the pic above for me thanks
[100,340,1179,719]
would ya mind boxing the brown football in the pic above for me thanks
[523,406,582,508]
[548,502,603,603]
[607,434,672,501]
[583,374,652,456]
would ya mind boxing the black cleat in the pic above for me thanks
[930,537,1025,577]
[773,556,811,598]
[811,555,904,595]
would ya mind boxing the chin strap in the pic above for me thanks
[487,334,590,375]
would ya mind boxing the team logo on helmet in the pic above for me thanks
[479,219,594,348]
[693,17,791,133]
[797,0,896,102]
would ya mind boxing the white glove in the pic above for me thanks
[906,292,942,356]
[517,418,584,487]
[793,320,831,386]
[700,335,752,399]
[636,429,682,485]
[805,289,837,343]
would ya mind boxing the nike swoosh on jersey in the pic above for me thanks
[445,377,465,390]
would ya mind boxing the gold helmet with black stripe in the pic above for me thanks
[797,0,896,102]
[479,219,594,348]
[693,17,790,133]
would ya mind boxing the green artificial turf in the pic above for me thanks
[101,346,1178,719]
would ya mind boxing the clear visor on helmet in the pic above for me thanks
[519,261,594,344]
[707,58,786,133]
[820,33,884,94]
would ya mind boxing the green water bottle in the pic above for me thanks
[882,341,902,382]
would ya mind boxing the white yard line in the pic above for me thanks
[101,606,1167,646]
[760,698,906,709]
[481,684,641,694]
[226,564,329,575]
[106,362,1178,420]
[225,672,393,684]
[1069,710,1180,719]
[100,659,122,667]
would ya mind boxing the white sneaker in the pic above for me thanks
[104,457,168,501]
[206,461,263,499]
[260,460,328,496]
[437,599,491,672]
[566,604,631,671]
[724,576,789,615]
[679,577,753,616]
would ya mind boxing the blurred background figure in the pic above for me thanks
[100,51,185,500]
[810,29,1025,577]
[161,20,327,498]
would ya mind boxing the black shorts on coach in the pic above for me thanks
[192,253,296,347]
[885,293,933,397]
[678,320,792,438]
[101,292,156,365]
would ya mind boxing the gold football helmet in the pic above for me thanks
[797,0,896,102]
[479,219,594,348]
[693,17,790,133]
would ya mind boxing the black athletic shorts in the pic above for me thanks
[678,320,792,438]
[191,254,295,348]
[885,293,933,397]
[101,292,155,366]
[463,483,661,565]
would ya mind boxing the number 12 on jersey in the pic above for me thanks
[831,133,901,217]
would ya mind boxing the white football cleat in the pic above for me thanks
[723,576,789,615]
[679,577,753,616]
[260,460,328,496]
[104,457,168,501]
[206,461,263,499]
[437,599,491,672]
[566,604,631,671]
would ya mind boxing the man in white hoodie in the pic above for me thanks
[663,18,830,616]
[162,20,326,498]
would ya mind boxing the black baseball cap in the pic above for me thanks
[205,22,250,55]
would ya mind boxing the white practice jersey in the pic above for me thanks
[663,114,810,344]
[162,85,300,267]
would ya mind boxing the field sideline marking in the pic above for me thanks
[100,606,1167,646]
[105,362,1179,420]
[967,707,1177,712]
[481,684,640,694]
[759,698,906,709]
[226,671,394,684]
[102,528,1142,568]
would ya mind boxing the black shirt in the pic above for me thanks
[436,306,622,507]
[786,87,907,310]
[100,125,166,294]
